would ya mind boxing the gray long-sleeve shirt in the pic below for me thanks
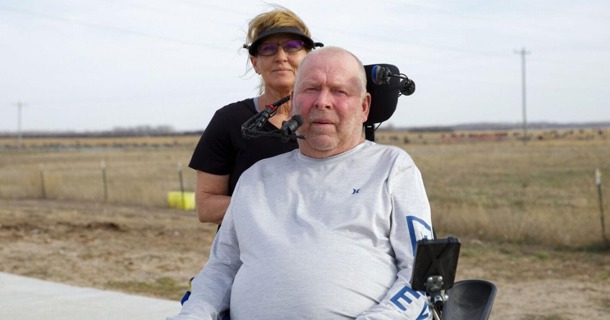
[170,141,434,320]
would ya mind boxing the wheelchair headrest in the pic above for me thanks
[364,64,402,126]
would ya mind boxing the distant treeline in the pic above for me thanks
[1,121,609,138]
[0,125,204,139]
[388,121,610,133]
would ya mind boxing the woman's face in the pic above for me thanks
[250,33,308,93]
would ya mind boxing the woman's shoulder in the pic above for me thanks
[215,98,256,116]
[206,98,257,130]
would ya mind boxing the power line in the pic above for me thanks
[0,5,220,49]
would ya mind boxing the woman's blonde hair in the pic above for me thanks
[246,5,311,48]
[244,5,312,94]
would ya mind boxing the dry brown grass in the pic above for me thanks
[412,140,609,246]
[0,138,198,206]
[1,130,609,318]
[1,129,609,247]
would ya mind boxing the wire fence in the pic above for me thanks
[1,134,608,245]
[0,159,197,209]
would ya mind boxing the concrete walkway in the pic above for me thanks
[0,272,181,320]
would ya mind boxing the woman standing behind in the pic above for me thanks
[189,6,322,225]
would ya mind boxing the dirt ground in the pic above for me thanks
[1,199,609,319]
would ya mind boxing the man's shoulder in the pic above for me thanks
[363,140,408,154]
[254,149,297,167]
[240,149,298,175]
[361,141,415,164]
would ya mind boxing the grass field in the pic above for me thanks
[2,129,610,319]
[1,128,609,247]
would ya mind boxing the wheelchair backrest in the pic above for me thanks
[363,64,404,141]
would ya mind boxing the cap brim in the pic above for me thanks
[248,26,315,56]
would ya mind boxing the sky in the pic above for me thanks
[1,0,609,132]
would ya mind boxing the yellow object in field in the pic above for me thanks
[167,191,195,210]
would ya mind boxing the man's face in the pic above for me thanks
[292,50,370,158]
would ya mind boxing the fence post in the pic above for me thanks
[178,162,185,209]
[101,160,108,202]
[39,165,46,199]
[596,168,607,243]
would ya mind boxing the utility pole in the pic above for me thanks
[13,101,27,148]
[514,47,530,145]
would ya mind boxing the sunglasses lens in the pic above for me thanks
[282,40,304,52]
[257,43,278,56]
[256,40,305,56]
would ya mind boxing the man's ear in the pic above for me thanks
[289,90,296,113]
[361,93,371,122]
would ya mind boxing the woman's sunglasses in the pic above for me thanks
[257,40,306,56]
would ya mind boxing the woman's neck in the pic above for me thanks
[259,91,291,115]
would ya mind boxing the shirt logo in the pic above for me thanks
[352,188,360,194]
